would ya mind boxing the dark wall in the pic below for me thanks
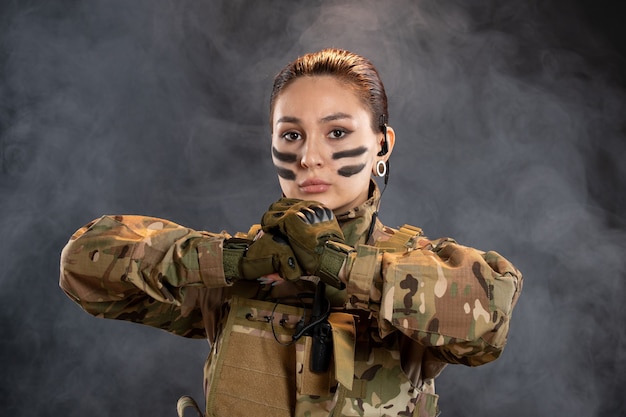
[1,1,624,416]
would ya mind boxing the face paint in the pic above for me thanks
[272,146,297,180]
[272,146,298,163]
[276,167,296,180]
[332,146,369,177]
[332,146,368,160]
[337,163,367,177]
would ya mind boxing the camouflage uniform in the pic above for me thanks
[60,181,522,416]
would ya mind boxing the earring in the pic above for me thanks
[375,160,387,177]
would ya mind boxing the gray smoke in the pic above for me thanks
[1,0,624,416]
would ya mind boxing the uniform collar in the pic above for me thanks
[335,180,382,247]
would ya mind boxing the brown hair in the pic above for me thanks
[270,48,388,133]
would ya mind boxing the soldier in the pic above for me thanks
[60,48,522,417]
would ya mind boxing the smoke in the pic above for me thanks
[1,0,624,415]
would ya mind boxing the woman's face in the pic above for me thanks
[271,76,393,213]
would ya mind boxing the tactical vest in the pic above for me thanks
[177,225,441,417]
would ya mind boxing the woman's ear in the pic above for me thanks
[381,126,396,160]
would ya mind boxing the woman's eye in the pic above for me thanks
[329,129,347,139]
[282,131,302,141]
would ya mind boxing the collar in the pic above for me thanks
[335,180,382,247]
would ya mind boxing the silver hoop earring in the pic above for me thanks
[375,160,387,177]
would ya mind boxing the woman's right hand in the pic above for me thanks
[222,231,303,282]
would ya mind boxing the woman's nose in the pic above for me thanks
[300,139,325,168]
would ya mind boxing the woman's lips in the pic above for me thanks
[299,178,330,194]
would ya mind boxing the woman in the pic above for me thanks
[60,48,522,417]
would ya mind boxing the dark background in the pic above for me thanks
[1,1,625,416]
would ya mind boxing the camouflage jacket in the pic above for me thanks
[60,182,522,416]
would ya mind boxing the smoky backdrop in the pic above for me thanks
[1,0,624,416]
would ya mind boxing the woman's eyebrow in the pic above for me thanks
[276,116,300,124]
[276,113,353,125]
[320,112,352,123]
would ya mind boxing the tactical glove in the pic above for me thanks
[261,198,355,289]
[222,232,302,283]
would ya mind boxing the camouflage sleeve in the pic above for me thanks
[346,237,523,366]
[59,215,231,338]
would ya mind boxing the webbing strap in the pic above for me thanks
[327,312,356,390]
[346,245,379,309]
[375,224,423,252]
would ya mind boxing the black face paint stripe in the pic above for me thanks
[332,146,368,160]
[272,146,298,163]
[337,163,366,177]
[276,167,296,180]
